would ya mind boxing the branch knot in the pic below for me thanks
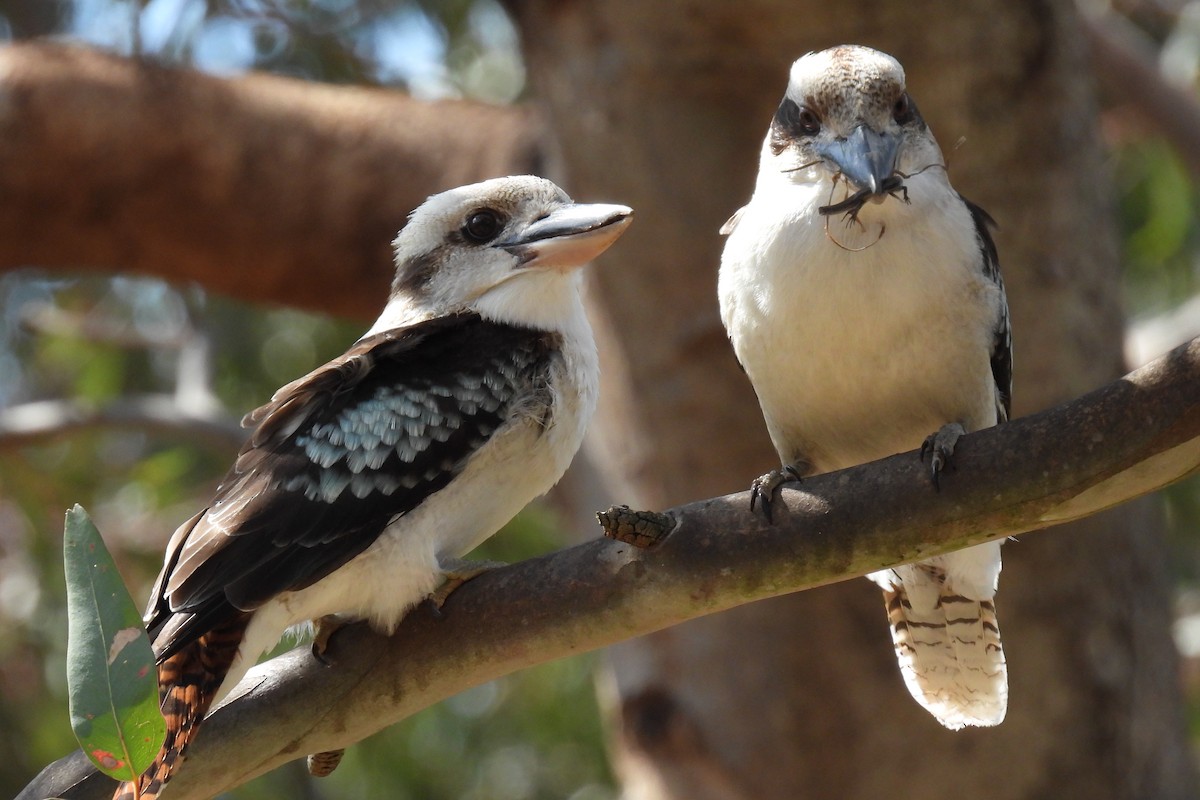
[597,505,674,548]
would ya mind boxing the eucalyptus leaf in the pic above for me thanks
[63,504,164,782]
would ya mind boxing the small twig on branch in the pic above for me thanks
[19,337,1200,800]
[598,505,675,547]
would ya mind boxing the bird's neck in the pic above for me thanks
[473,269,591,338]
[361,271,590,343]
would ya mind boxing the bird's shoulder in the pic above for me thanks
[243,313,558,449]
[959,196,1000,285]
[960,195,1012,420]
[221,310,564,536]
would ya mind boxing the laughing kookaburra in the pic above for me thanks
[115,176,633,800]
[718,46,1011,729]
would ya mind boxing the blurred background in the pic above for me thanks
[2,1,1200,798]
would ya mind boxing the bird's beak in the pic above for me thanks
[502,203,634,271]
[815,124,900,195]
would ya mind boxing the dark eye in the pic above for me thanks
[771,99,822,154]
[796,107,821,136]
[462,209,504,243]
[774,98,821,137]
[893,93,914,124]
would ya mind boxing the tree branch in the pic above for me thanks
[0,42,543,319]
[21,336,1200,800]
[1127,295,1200,367]
[1084,12,1200,181]
[0,396,244,452]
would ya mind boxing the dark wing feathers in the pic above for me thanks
[146,312,558,660]
[962,197,1012,421]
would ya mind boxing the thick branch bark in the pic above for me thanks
[0,42,542,319]
[21,337,1200,800]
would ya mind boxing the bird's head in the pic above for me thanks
[381,175,632,331]
[763,45,944,207]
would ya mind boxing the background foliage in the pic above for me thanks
[1,0,1198,796]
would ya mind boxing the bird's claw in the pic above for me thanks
[311,614,347,664]
[427,558,507,615]
[749,463,806,523]
[920,422,966,490]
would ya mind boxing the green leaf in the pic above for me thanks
[63,504,165,782]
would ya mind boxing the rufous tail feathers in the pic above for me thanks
[112,615,248,800]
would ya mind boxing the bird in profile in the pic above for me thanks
[114,175,633,799]
[718,45,1010,729]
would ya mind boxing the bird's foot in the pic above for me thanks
[427,558,507,615]
[920,422,966,489]
[749,462,807,523]
[311,614,349,664]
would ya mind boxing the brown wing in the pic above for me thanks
[144,312,559,661]
[962,196,1011,421]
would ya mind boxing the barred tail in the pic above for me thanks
[113,615,249,800]
[883,580,1007,730]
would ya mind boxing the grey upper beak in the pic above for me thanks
[815,124,901,195]
[501,203,634,271]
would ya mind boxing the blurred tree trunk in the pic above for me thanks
[509,1,1197,798]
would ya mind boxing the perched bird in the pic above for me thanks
[115,175,633,799]
[718,46,1010,729]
